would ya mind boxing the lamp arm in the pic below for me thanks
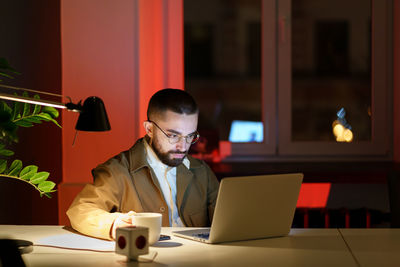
[65,101,83,112]
[0,84,82,112]
[0,84,110,131]
[0,92,67,109]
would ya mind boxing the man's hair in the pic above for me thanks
[147,88,198,120]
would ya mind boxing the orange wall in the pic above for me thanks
[138,0,184,137]
[59,0,183,225]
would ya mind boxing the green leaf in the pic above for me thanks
[7,159,22,176]
[0,101,12,114]
[32,95,41,114]
[0,73,14,79]
[22,103,30,117]
[37,113,61,128]
[0,88,58,198]
[30,171,50,184]
[22,92,30,117]
[21,172,36,181]
[14,120,33,127]
[0,148,14,156]
[42,106,59,119]
[38,181,56,192]
[20,165,38,179]
[24,116,43,124]
[11,101,21,120]
[37,113,52,121]
[42,192,53,198]
[0,160,7,173]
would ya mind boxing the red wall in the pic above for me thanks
[137,0,184,137]
[59,0,183,225]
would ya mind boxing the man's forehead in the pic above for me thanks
[154,110,198,133]
[155,110,198,121]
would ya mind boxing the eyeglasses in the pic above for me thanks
[148,120,200,145]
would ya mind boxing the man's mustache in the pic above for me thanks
[168,151,187,154]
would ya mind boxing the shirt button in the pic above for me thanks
[160,207,166,212]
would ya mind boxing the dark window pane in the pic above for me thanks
[291,0,372,142]
[184,0,262,154]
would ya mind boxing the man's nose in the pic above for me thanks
[175,137,189,151]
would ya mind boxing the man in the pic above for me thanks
[67,88,220,240]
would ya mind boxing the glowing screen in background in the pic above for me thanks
[229,120,263,143]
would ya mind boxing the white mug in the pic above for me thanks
[131,212,162,245]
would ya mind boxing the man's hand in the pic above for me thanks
[110,211,136,239]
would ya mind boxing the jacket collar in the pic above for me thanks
[128,138,150,173]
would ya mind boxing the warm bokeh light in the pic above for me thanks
[332,120,344,137]
[343,129,353,142]
[332,119,353,142]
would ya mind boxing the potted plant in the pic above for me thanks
[0,58,59,198]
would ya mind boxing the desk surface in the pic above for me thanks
[0,225,399,267]
[339,228,400,267]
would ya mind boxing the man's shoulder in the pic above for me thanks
[95,138,147,171]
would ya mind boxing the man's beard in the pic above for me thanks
[151,139,188,167]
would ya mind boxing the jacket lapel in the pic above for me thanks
[128,138,163,194]
[176,164,194,209]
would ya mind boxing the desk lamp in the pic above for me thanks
[0,84,111,131]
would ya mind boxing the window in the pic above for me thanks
[184,0,392,160]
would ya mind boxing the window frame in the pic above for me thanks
[183,0,393,161]
[278,0,392,157]
[226,0,277,157]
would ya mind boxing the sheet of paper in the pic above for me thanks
[35,233,158,262]
[35,233,115,252]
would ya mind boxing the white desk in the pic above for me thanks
[339,228,400,267]
[0,225,398,267]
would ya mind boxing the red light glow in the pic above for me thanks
[296,183,331,208]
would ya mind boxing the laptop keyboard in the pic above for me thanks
[193,232,210,239]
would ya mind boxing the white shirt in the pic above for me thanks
[144,139,186,227]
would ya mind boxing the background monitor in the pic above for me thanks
[228,120,263,143]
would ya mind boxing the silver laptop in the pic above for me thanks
[173,173,303,244]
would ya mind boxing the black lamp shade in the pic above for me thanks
[75,96,111,131]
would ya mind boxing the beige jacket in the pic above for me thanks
[66,138,220,240]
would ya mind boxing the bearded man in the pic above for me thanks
[67,88,219,240]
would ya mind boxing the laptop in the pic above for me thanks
[173,173,303,244]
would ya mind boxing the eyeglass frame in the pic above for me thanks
[147,120,200,145]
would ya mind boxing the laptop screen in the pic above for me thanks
[228,120,263,142]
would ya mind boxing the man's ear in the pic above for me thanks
[143,121,153,138]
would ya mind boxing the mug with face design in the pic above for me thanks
[131,212,162,245]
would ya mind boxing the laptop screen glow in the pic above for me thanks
[228,120,263,142]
